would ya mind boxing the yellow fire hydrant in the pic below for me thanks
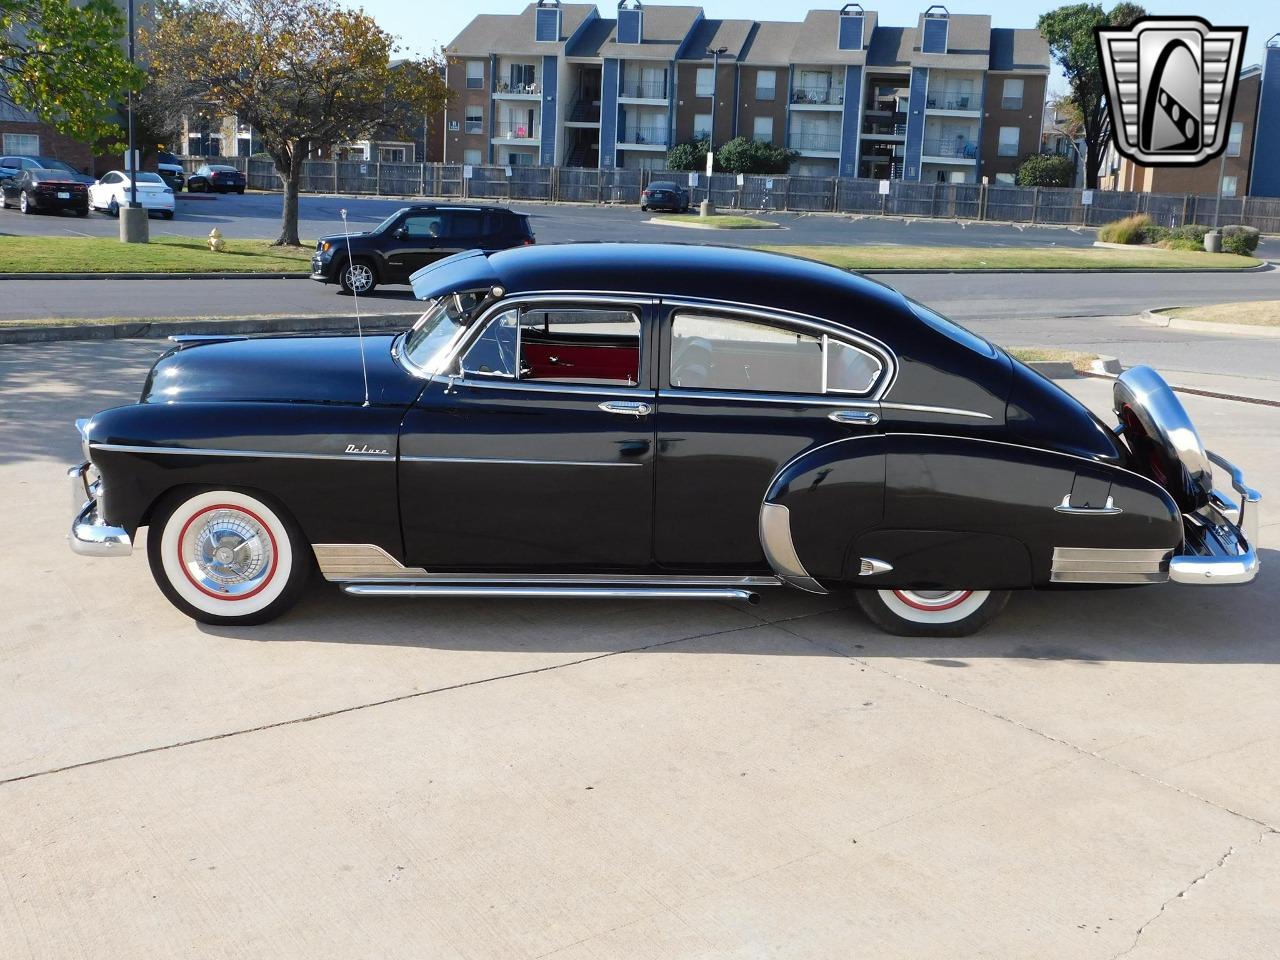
[208,228,225,252]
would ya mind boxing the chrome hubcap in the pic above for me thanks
[346,264,373,291]
[182,508,273,596]
[894,589,971,609]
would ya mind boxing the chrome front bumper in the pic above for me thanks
[1169,451,1260,585]
[67,462,132,557]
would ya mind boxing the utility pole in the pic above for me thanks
[701,46,728,217]
[120,0,149,242]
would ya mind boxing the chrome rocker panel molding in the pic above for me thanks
[343,584,763,603]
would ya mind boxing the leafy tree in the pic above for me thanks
[1015,153,1076,187]
[1038,2,1146,188]
[147,0,451,246]
[0,0,141,146]
[665,137,798,175]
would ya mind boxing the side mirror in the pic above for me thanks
[393,227,407,240]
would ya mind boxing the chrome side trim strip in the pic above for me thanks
[1050,546,1171,584]
[442,375,656,400]
[660,389,880,409]
[344,584,761,602]
[313,544,428,580]
[90,443,394,462]
[758,502,827,594]
[880,402,995,420]
[400,455,642,468]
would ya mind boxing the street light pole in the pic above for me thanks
[119,0,148,241]
[127,0,138,209]
[701,46,728,216]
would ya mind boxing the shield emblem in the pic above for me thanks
[1097,17,1247,165]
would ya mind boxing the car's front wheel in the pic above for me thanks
[857,589,1010,637]
[147,488,313,625]
[19,191,33,214]
[338,258,377,295]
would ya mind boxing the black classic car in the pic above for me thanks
[1,168,90,215]
[69,244,1260,635]
[310,204,535,295]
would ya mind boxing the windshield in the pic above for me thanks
[370,211,402,234]
[399,292,488,373]
[37,159,78,173]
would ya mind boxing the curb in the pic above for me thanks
[0,271,311,281]
[1141,307,1280,338]
[646,217,783,231]
[1021,354,1122,379]
[0,312,418,345]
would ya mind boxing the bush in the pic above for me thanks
[1139,224,1171,244]
[665,136,799,175]
[1171,223,1210,244]
[1098,214,1151,244]
[1160,237,1204,252]
[1015,153,1075,187]
[1220,224,1260,256]
[665,138,710,172]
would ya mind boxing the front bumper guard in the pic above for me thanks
[67,462,133,557]
[1170,450,1260,585]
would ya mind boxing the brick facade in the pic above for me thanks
[0,121,93,173]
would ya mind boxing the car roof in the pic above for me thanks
[410,243,911,337]
[399,204,516,215]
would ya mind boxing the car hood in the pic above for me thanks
[318,231,372,246]
[141,334,424,406]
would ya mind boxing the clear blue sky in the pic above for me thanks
[355,0,1277,94]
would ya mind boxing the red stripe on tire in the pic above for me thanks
[892,590,973,612]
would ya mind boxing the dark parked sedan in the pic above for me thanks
[68,244,1258,633]
[0,155,94,186]
[1,168,89,215]
[187,164,246,193]
[640,180,690,212]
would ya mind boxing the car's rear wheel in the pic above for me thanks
[76,206,89,217]
[20,191,33,214]
[147,488,313,625]
[236,187,245,195]
[161,210,175,220]
[338,258,377,295]
[107,197,119,217]
[857,588,1010,637]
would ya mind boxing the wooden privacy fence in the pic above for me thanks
[180,157,1280,233]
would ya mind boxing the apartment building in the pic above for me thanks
[443,1,1049,183]
[1100,38,1280,199]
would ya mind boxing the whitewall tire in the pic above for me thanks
[857,588,1010,637]
[147,488,312,625]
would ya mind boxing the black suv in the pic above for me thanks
[311,204,535,294]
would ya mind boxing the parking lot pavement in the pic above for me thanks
[2,342,1278,958]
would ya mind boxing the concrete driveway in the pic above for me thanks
[1,341,1277,958]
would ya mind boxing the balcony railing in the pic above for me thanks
[789,132,841,151]
[618,126,668,146]
[862,120,907,137]
[495,80,539,95]
[620,79,667,99]
[926,96,975,111]
[493,122,541,140]
[791,85,843,105]
[922,138,978,159]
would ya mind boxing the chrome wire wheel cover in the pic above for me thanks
[344,262,374,292]
[180,506,276,599]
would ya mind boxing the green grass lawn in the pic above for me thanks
[1008,347,1101,372]
[655,214,780,229]
[1164,300,1280,326]
[754,244,1261,271]
[0,235,313,273]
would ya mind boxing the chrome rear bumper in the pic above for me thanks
[67,462,133,557]
[1170,451,1260,585]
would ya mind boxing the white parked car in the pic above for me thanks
[88,171,176,219]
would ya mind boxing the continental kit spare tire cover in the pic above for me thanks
[1113,365,1211,511]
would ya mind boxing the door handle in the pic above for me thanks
[1054,495,1123,516]
[828,409,880,426]
[598,400,652,417]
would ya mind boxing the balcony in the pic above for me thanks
[494,81,540,99]
[619,79,667,101]
[925,95,978,113]
[922,138,978,162]
[493,122,541,142]
[790,85,843,107]
[617,126,668,150]
[789,131,841,153]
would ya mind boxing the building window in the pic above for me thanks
[466,61,484,89]
[997,126,1020,157]
[752,116,774,143]
[379,146,407,163]
[1227,121,1243,158]
[755,70,776,101]
[995,172,1016,184]
[2,133,40,155]
[1221,175,1238,198]
[1002,78,1024,111]
[463,148,482,165]
[693,114,712,141]
[464,107,483,135]
[696,67,714,97]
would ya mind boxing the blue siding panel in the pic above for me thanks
[541,56,558,165]
[922,18,948,54]
[838,15,864,51]
[903,67,929,180]
[839,67,862,176]
[600,58,619,169]
[535,7,560,42]
[618,9,641,44]
[1251,46,1280,198]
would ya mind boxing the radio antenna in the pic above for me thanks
[340,208,371,408]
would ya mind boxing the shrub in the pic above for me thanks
[665,136,798,174]
[1098,214,1151,245]
[665,138,710,172]
[1220,224,1260,256]
[1015,153,1075,187]
[1160,237,1203,252]
[1171,223,1210,243]
[1139,224,1171,244]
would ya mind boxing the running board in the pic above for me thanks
[342,584,762,603]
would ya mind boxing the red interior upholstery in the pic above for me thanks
[523,342,638,383]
